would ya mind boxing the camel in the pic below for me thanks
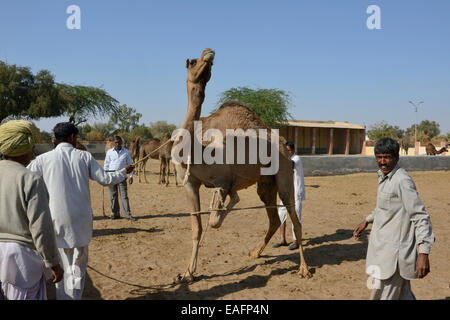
[158,134,178,186]
[137,138,161,183]
[173,48,311,282]
[400,139,409,155]
[425,143,448,155]
[105,138,115,154]
[129,136,141,164]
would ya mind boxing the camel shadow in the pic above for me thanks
[305,184,320,188]
[304,228,367,246]
[93,227,162,237]
[124,229,369,300]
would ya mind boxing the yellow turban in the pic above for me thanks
[0,120,40,157]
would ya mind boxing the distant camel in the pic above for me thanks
[400,139,409,155]
[129,136,141,164]
[137,138,161,183]
[105,138,115,154]
[158,134,178,186]
[425,143,448,155]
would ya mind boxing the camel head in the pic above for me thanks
[185,48,215,85]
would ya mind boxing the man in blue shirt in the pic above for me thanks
[104,136,136,221]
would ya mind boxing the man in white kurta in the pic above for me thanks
[273,141,306,251]
[354,138,435,300]
[27,122,133,300]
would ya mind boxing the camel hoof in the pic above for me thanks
[173,272,195,284]
[249,250,260,259]
[297,266,312,279]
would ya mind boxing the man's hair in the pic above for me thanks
[285,141,295,151]
[114,135,123,142]
[53,122,79,142]
[374,138,399,158]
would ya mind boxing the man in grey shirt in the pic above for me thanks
[354,137,435,300]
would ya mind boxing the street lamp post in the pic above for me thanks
[408,100,424,146]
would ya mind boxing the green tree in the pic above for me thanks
[367,121,404,141]
[148,121,177,140]
[57,83,120,126]
[39,131,53,143]
[130,124,153,141]
[212,86,293,128]
[108,104,142,132]
[91,122,115,140]
[0,61,67,123]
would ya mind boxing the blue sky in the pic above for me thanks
[1,0,449,134]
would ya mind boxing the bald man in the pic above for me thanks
[0,120,64,300]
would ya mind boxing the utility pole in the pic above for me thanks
[408,100,424,145]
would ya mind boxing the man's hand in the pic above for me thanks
[416,253,430,278]
[125,165,135,174]
[353,220,369,240]
[129,177,133,185]
[50,264,64,283]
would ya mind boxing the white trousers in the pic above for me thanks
[0,276,47,300]
[370,268,416,300]
[278,199,302,241]
[55,246,89,300]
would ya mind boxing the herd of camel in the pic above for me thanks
[399,139,448,155]
[104,134,178,186]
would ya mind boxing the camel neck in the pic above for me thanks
[181,81,206,132]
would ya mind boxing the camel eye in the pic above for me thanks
[190,59,197,66]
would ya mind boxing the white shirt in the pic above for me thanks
[27,143,127,248]
[292,155,306,201]
[104,147,133,178]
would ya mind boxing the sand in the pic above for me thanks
[47,160,450,300]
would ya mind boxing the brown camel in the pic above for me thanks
[137,138,161,183]
[173,48,311,282]
[425,143,448,155]
[105,138,115,154]
[129,136,141,164]
[158,134,178,186]
[400,139,409,155]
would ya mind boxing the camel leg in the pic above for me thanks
[208,189,240,228]
[173,162,178,186]
[178,178,202,283]
[278,188,312,279]
[143,160,149,184]
[249,180,280,259]
[165,159,170,186]
[158,159,163,185]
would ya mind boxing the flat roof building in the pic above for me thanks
[279,120,366,155]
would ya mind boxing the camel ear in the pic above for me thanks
[186,59,189,68]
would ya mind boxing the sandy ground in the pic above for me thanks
[47,160,450,300]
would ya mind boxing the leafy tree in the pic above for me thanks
[212,86,293,128]
[86,130,105,142]
[57,83,120,126]
[108,104,142,132]
[0,61,67,123]
[91,122,115,140]
[39,131,53,143]
[148,121,177,140]
[129,124,153,141]
[367,121,404,141]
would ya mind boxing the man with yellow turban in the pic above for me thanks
[0,120,64,300]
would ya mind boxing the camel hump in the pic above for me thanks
[212,100,270,130]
